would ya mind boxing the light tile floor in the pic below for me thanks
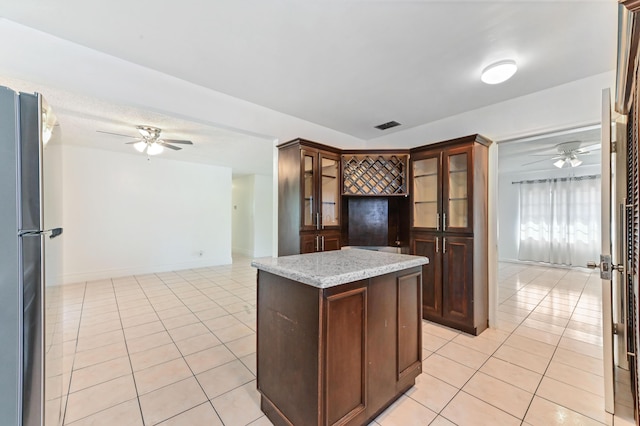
[54,259,636,425]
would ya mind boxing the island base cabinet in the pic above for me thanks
[256,267,422,426]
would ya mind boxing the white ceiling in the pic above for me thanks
[0,0,618,174]
[498,125,602,174]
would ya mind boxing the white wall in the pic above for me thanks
[232,174,273,257]
[253,174,274,257]
[497,164,601,262]
[232,175,254,256]
[61,145,232,283]
[366,72,615,149]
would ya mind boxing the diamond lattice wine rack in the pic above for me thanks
[342,154,408,195]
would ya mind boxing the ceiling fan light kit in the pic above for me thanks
[481,59,518,84]
[553,154,583,169]
[97,125,193,156]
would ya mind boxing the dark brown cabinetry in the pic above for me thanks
[410,134,491,335]
[278,139,341,255]
[257,267,422,426]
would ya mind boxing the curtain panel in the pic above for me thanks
[517,175,600,266]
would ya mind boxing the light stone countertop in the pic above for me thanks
[251,248,428,288]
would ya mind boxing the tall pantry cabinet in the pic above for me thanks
[410,134,491,335]
[278,139,342,256]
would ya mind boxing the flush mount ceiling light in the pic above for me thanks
[481,60,518,85]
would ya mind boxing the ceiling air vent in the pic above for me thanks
[374,121,401,130]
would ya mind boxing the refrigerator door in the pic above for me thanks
[19,92,64,426]
[41,95,64,426]
[19,92,45,426]
[0,87,21,426]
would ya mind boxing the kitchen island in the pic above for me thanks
[251,249,428,426]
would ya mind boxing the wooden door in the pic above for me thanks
[396,270,422,384]
[366,274,397,415]
[411,233,442,320]
[324,286,367,425]
[442,236,473,327]
[442,145,473,234]
[300,233,318,254]
[321,231,341,252]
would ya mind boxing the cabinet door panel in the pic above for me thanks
[301,148,318,231]
[412,235,442,319]
[325,287,367,425]
[321,231,341,252]
[397,271,422,380]
[320,152,341,228]
[411,151,441,231]
[300,234,318,254]
[367,274,397,414]
[442,237,473,325]
[443,146,473,233]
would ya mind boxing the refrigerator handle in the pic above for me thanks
[18,227,63,238]
[49,228,63,239]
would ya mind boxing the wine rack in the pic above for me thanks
[342,154,408,195]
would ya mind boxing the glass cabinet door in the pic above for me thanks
[302,150,316,229]
[412,153,441,229]
[320,154,340,228]
[444,147,472,232]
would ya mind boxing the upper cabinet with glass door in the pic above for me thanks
[411,151,442,230]
[320,154,340,227]
[443,145,473,233]
[300,147,341,231]
[410,136,488,234]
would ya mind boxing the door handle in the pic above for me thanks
[443,213,447,231]
[435,237,439,253]
[436,213,440,231]
[321,235,325,251]
[443,237,446,254]
[587,255,623,280]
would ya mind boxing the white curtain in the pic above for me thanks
[518,176,600,266]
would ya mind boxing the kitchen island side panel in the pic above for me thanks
[257,270,321,425]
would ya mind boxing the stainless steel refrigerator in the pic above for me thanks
[0,86,64,426]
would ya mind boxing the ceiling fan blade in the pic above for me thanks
[125,139,143,145]
[159,142,182,151]
[575,144,601,153]
[522,158,554,166]
[96,130,138,138]
[160,139,193,145]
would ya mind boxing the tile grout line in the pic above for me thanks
[424,266,575,425]
[517,269,609,425]
[60,280,88,426]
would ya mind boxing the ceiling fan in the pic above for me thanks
[523,141,600,169]
[97,125,193,155]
